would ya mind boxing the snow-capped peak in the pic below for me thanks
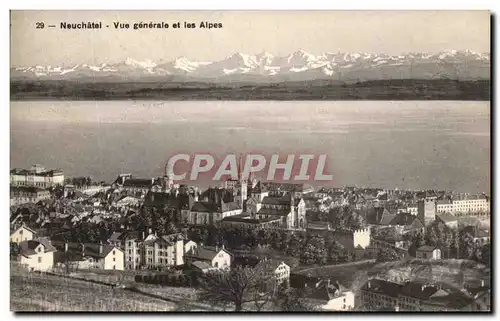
[11,49,490,81]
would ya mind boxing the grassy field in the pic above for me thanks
[10,265,178,311]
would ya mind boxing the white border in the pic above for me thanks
[2,1,498,320]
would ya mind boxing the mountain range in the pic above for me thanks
[11,50,490,83]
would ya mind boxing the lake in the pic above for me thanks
[10,101,490,193]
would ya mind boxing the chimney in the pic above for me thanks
[368,281,371,289]
[148,228,152,235]
[64,242,68,253]
[216,245,219,252]
[222,244,225,250]
[481,279,485,287]
[81,243,85,256]
[99,241,103,255]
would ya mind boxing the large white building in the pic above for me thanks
[123,232,189,270]
[10,165,64,188]
[436,195,490,216]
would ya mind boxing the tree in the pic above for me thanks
[275,287,315,311]
[300,234,327,265]
[480,244,490,266]
[376,247,402,263]
[198,266,263,311]
[409,232,425,257]
[10,242,19,260]
[459,230,476,259]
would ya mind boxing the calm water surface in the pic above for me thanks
[10,101,490,193]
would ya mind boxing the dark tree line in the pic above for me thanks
[186,225,350,266]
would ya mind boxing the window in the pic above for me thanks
[113,265,116,270]
[113,258,115,262]
[113,250,115,255]
[38,257,42,263]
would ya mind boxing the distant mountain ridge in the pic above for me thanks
[11,50,490,83]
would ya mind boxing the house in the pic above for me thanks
[416,246,441,260]
[17,238,57,272]
[53,241,124,271]
[115,196,142,208]
[107,232,126,248]
[255,259,291,290]
[436,213,458,229]
[191,260,217,273]
[184,240,197,254]
[185,246,232,270]
[10,186,51,206]
[388,212,425,236]
[462,226,490,245]
[10,225,37,244]
[307,279,354,311]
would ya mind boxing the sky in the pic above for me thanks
[10,10,491,67]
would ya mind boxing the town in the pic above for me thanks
[10,163,491,312]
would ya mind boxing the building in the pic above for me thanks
[184,240,197,254]
[416,246,441,260]
[246,192,307,229]
[107,232,126,248]
[123,231,187,270]
[417,197,437,226]
[53,242,124,271]
[184,246,232,270]
[262,182,314,197]
[255,259,291,290]
[10,165,64,188]
[436,195,490,216]
[436,214,458,229]
[115,196,142,208]
[360,279,489,311]
[123,231,143,270]
[333,228,371,250]
[387,212,425,236]
[10,225,37,244]
[10,186,51,206]
[112,174,155,196]
[181,194,243,226]
[405,204,418,216]
[307,279,354,311]
[17,238,57,272]
[143,233,184,268]
[221,213,282,228]
[462,226,490,245]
